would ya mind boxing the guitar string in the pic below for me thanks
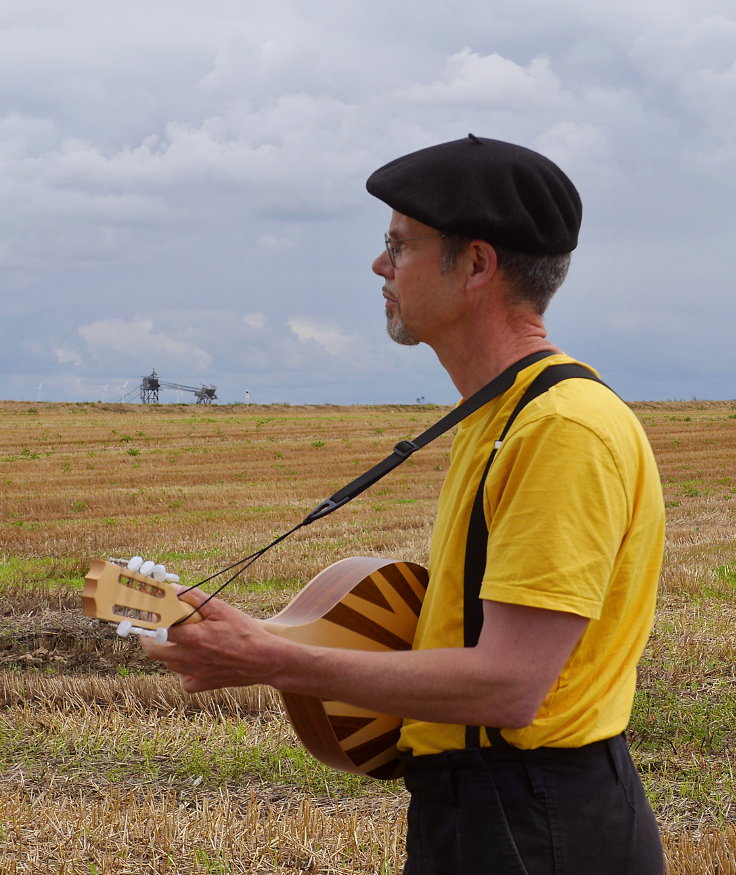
[168,519,308,626]
[145,353,550,630]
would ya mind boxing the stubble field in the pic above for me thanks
[0,398,735,874]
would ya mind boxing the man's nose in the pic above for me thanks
[372,250,393,277]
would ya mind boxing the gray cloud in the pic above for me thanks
[0,0,734,403]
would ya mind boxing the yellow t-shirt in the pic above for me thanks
[398,354,665,755]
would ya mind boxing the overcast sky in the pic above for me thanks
[1,0,734,405]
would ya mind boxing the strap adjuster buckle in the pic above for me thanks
[393,439,419,459]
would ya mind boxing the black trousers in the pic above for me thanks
[401,734,664,875]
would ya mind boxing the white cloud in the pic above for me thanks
[77,318,212,373]
[0,0,734,403]
[54,345,82,366]
[243,312,266,329]
[397,50,566,110]
[533,121,612,173]
[287,318,355,356]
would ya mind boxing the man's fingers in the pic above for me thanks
[169,582,217,618]
[137,633,173,660]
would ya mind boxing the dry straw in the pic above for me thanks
[2,400,736,872]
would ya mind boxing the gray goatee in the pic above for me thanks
[386,309,419,346]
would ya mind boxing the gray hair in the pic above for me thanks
[441,235,571,315]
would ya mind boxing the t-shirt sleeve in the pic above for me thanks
[479,413,629,619]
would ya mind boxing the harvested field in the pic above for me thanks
[1,399,735,873]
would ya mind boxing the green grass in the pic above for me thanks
[0,695,387,798]
[0,556,88,590]
[3,400,736,869]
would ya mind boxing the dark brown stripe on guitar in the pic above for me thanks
[329,714,375,742]
[379,562,426,616]
[322,602,413,650]
[345,727,403,766]
[351,576,394,612]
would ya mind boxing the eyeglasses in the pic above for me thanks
[384,232,448,268]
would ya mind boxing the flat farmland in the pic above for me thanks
[0,399,735,874]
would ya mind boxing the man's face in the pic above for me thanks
[372,211,460,349]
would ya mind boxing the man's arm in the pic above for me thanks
[140,587,588,729]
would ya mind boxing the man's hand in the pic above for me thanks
[130,554,588,728]
[137,583,285,694]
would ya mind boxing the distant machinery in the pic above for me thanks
[191,384,218,404]
[140,371,160,404]
[118,370,218,404]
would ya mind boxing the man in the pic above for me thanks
[141,135,666,873]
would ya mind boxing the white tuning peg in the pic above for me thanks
[123,555,178,583]
[116,620,168,644]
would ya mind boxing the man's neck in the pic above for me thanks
[446,343,561,399]
[433,310,560,399]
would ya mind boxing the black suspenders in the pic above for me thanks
[462,363,607,748]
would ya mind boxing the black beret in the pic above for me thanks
[366,135,582,255]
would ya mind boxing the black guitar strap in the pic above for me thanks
[179,351,561,615]
[462,363,607,748]
[301,350,555,526]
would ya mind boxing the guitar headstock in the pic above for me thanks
[82,559,202,630]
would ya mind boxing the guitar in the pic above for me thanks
[82,556,429,780]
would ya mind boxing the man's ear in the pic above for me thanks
[466,240,498,287]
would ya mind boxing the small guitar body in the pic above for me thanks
[82,556,428,780]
